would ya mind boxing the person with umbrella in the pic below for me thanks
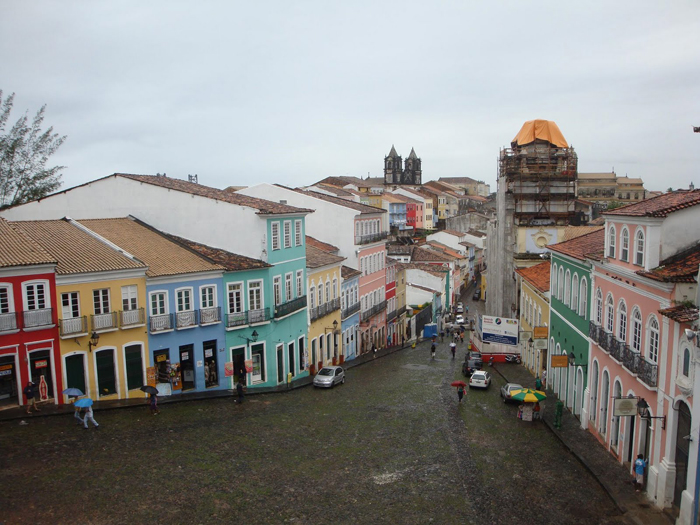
[140,385,160,415]
[63,388,84,425]
[74,398,98,430]
[451,381,467,403]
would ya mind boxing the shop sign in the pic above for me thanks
[0,367,12,376]
[156,354,167,363]
[146,367,157,387]
[534,339,548,350]
[181,352,189,361]
[481,316,519,346]
[205,349,213,358]
[35,360,48,369]
[0,364,12,371]
[244,359,253,373]
[550,355,569,368]
[197,360,203,368]
[533,326,548,339]
[224,362,234,377]
[614,397,639,417]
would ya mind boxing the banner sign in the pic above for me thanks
[224,362,234,377]
[481,316,519,346]
[614,397,639,417]
[147,366,157,387]
[550,355,569,368]
[244,359,253,373]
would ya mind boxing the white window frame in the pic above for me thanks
[0,283,15,314]
[285,273,293,301]
[309,284,316,309]
[647,316,660,363]
[294,220,302,247]
[62,291,80,319]
[558,267,564,300]
[273,276,282,306]
[608,225,616,258]
[271,222,280,251]
[571,274,579,314]
[296,270,303,298]
[175,287,194,313]
[635,229,645,266]
[121,285,138,311]
[617,300,627,342]
[551,264,558,300]
[631,307,642,352]
[564,270,571,307]
[23,280,50,311]
[93,288,111,315]
[606,293,614,333]
[595,288,603,325]
[283,220,292,249]
[227,282,244,313]
[579,278,587,320]
[149,291,168,316]
[199,284,217,309]
[248,280,263,311]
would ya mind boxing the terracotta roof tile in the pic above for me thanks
[305,236,339,254]
[396,262,448,278]
[412,245,453,262]
[78,218,224,277]
[292,188,386,214]
[562,226,605,241]
[636,243,700,283]
[13,220,146,275]
[161,234,270,271]
[426,241,465,259]
[604,189,700,217]
[515,261,551,293]
[117,174,313,215]
[306,244,345,269]
[341,265,361,279]
[0,218,56,268]
[658,305,699,324]
[548,228,605,261]
[441,229,464,237]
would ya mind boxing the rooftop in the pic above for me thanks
[548,228,605,262]
[162,234,270,272]
[604,189,700,218]
[341,265,362,280]
[512,120,568,148]
[515,261,551,293]
[306,244,345,269]
[0,218,56,269]
[290,188,386,215]
[658,304,699,324]
[637,243,700,283]
[305,236,340,254]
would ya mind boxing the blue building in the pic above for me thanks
[341,265,361,360]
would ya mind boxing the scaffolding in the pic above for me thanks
[499,140,578,225]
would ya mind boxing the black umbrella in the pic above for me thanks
[140,385,159,395]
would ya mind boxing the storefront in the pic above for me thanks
[29,349,54,402]
[0,354,19,408]
[203,340,218,388]
[250,342,265,384]
[178,345,195,391]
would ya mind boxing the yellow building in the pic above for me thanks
[395,264,408,341]
[13,219,150,402]
[306,239,345,372]
[514,261,550,377]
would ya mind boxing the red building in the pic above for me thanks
[385,258,398,345]
[0,219,62,409]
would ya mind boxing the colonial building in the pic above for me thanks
[384,146,422,186]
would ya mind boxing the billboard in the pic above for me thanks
[480,315,519,346]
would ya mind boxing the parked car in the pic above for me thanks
[472,289,481,300]
[469,370,491,389]
[462,358,482,377]
[469,351,482,361]
[456,306,464,314]
[455,314,465,325]
[457,302,464,309]
[313,366,345,388]
[500,382,523,403]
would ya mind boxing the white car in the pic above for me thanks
[469,370,491,389]
[455,314,465,325]
[456,306,464,314]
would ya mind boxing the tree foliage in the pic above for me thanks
[0,91,66,209]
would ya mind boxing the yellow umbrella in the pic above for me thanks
[510,388,547,403]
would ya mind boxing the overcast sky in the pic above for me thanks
[2,1,699,194]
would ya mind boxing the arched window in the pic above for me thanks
[551,264,558,299]
[648,316,659,362]
[606,293,614,333]
[332,278,338,300]
[325,280,331,303]
[571,274,579,314]
[608,225,616,258]
[564,270,571,306]
[620,228,629,261]
[309,285,316,309]
[631,308,642,352]
[635,229,645,266]
[579,278,588,320]
[682,347,691,377]
[318,283,324,305]
[617,301,627,342]
[537,306,542,326]
[596,288,603,325]
[558,267,564,300]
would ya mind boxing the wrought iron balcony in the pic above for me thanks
[341,302,360,319]
[310,298,340,322]
[225,308,271,328]
[150,313,174,333]
[387,309,397,321]
[91,311,118,332]
[620,344,639,374]
[249,307,271,324]
[275,295,307,318]
[608,337,624,362]
[23,308,53,329]
[354,231,389,245]
[199,306,221,325]
[397,305,407,317]
[0,311,19,332]
[637,359,658,388]
[361,300,387,322]
[120,308,145,328]
[59,316,87,337]
[176,310,197,329]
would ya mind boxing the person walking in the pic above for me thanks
[73,403,83,425]
[440,330,445,343]
[82,405,99,430]
[149,393,159,415]
[457,385,465,403]
[535,376,542,391]
[23,380,40,414]
[450,341,457,359]
[541,368,547,389]
[236,380,245,404]
[634,454,647,492]
[430,343,436,359]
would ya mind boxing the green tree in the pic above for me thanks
[0,91,66,209]
[606,200,624,210]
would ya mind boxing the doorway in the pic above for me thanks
[65,354,86,395]
[203,340,218,388]
[0,355,18,408]
[29,350,54,401]
[276,344,284,384]
[179,345,195,391]
[674,402,691,510]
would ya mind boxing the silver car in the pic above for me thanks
[500,383,523,403]
[313,366,345,388]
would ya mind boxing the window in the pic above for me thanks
[124,344,144,390]
[635,230,645,266]
[122,285,138,311]
[317,282,324,305]
[617,301,627,342]
[682,347,691,377]
[295,220,302,246]
[579,278,587,320]
[285,273,293,301]
[606,294,614,333]
[227,283,243,313]
[558,267,564,300]
[325,280,330,303]
[251,343,265,383]
[200,286,216,309]
[631,308,642,352]
[0,285,11,314]
[564,270,571,307]
[595,288,603,324]
[176,289,192,312]
[537,306,542,327]
[24,282,48,310]
[273,276,282,306]
[309,285,316,309]
[150,292,167,315]
[93,289,110,314]
[551,264,558,299]
[620,228,629,261]
[608,225,616,258]
[248,281,262,311]
[271,222,280,251]
[62,292,80,319]
[283,221,292,248]
[296,270,303,298]
[571,274,579,314]
[648,316,659,363]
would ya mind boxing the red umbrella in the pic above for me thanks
[451,381,467,387]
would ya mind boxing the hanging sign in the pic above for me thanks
[614,397,639,417]
[156,354,167,363]
[181,352,189,361]
[533,326,548,339]
[534,339,548,350]
[550,355,569,368]
[224,362,234,377]
[244,359,253,373]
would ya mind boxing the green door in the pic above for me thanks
[65,355,86,393]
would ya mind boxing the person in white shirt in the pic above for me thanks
[82,406,99,430]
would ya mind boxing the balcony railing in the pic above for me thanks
[275,295,307,318]
[355,231,389,245]
[361,300,387,322]
[91,311,118,332]
[249,307,271,324]
[387,309,397,321]
[620,344,638,374]
[23,308,53,329]
[397,305,407,317]
[341,302,360,319]
[638,359,658,388]
[150,313,174,333]
[59,316,87,337]
[0,311,19,332]
[120,308,145,328]
[176,310,197,329]
[608,338,624,363]
[310,298,340,322]
[226,308,272,328]
[199,306,221,325]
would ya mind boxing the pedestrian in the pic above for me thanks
[387,334,392,347]
[541,368,547,389]
[238,368,247,386]
[372,343,377,354]
[149,393,159,415]
[23,380,40,414]
[535,376,542,391]
[204,361,210,386]
[401,334,405,347]
[450,341,456,359]
[431,343,436,359]
[634,454,647,492]
[73,402,83,425]
[440,330,445,343]
[236,380,245,404]
[533,402,541,420]
[457,384,465,403]
[82,405,99,430]
[460,331,464,344]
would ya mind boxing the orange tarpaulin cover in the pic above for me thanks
[512,120,568,148]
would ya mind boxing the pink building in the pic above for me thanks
[587,190,700,516]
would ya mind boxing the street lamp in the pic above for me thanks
[87,331,100,352]
[637,398,666,429]
[238,329,259,344]
[567,352,588,370]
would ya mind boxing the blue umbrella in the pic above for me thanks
[62,388,84,397]
[74,398,93,408]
